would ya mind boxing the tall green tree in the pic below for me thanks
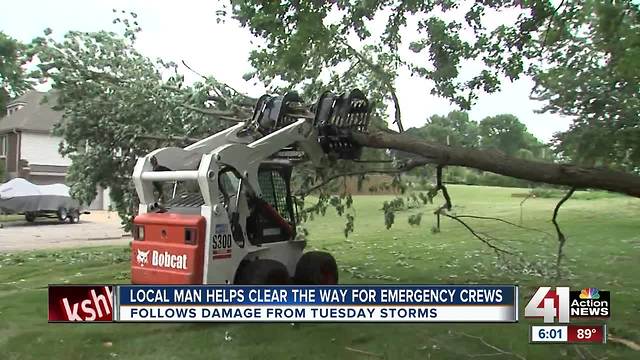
[32,12,235,227]
[408,111,479,148]
[0,32,34,109]
[479,114,530,157]
[224,0,640,170]
[523,132,554,162]
[535,0,640,170]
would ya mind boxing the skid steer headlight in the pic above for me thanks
[133,225,145,241]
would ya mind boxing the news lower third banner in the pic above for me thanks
[49,285,518,323]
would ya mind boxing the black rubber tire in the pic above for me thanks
[294,251,339,285]
[57,207,68,223]
[69,209,80,223]
[25,212,36,222]
[236,259,291,285]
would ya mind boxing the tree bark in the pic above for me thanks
[353,130,640,198]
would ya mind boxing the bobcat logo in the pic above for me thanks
[136,250,150,267]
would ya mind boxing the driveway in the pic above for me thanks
[0,211,131,252]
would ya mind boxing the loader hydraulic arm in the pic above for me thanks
[132,89,372,216]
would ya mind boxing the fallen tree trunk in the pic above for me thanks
[185,101,640,198]
[353,130,640,198]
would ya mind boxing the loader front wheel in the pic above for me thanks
[236,259,290,285]
[294,251,338,285]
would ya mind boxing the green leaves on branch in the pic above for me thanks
[538,1,640,170]
[382,192,432,230]
[226,0,557,111]
[0,32,38,109]
[344,213,355,238]
[229,0,640,170]
[297,191,356,238]
[31,12,230,229]
[408,213,423,226]
[384,210,395,230]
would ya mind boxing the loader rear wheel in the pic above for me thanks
[236,259,290,285]
[294,251,338,285]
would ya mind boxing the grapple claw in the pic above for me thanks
[251,91,302,134]
[313,89,371,160]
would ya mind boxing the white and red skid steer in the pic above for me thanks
[130,90,370,285]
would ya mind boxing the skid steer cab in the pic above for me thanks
[131,89,371,285]
[132,163,338,285]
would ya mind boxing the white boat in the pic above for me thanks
[0,178,82,223]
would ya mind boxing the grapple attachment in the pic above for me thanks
[313,89,371,160]
[251,91,302,134]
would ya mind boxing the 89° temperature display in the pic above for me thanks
[568,325,606,343]
[530,324,607,344]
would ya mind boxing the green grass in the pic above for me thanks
[1,185,639,359]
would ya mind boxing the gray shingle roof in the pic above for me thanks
[0,91,62,133]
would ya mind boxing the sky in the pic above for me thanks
[0,0,573,142]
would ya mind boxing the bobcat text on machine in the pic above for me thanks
[131,89,371,285]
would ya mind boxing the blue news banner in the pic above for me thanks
[115,285,518,323]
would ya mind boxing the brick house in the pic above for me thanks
[0,91,110,210]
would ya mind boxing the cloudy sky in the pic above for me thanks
[1,0,573,141]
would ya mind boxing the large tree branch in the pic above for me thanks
[455,214,552,237]
[353,130,640,198]
[390,90,404,132]
[442,214,515,256]
[180,104,245,121]
[176,96,640,199]
[553,187,576,278]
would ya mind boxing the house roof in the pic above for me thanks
[0,91,62,133]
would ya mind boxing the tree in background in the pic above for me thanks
[536,1,640,171]
[479,114,530,157]
[31,13,238,228]
[406,111,552,185]
[407,112,551,162]
[0,32,35,110]
[407,111,479,148]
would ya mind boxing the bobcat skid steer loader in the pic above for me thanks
[131,89,370,285]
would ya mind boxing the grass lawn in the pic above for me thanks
[1,185,639,359]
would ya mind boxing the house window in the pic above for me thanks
[0,136,7,157]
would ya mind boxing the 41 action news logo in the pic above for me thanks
[524,287,610,323]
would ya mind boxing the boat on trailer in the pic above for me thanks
[0,178,83,223]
